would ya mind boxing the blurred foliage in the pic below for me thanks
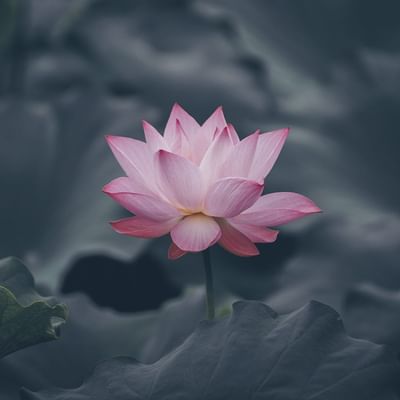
[62,254,181,313]
[344,284,400,352]
[0,95,150,292]
[0,257,67,359]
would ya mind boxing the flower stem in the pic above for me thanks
[202,248,215,320]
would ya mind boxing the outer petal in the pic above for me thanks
[228,220,279,243]
[227,123,240,144]
[232,192,321,226]
[248,128,289,181]
[163,103,199,146]
[142,120,168,152]
[217,219,259,256]
[200,127,234,187]
[156,150,204,211]
[111,216,179,238]
[103,189,181,220]
[220,130,260,178]
[102,176,148,195]
[171,214,221,252]
[168,242,187,260]
[204,177,263,218]
[105,135,155,193]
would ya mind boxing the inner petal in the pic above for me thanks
[171,214,221,252]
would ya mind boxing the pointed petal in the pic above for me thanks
[227,123,240,144]
[183,106,227,164]
[217,219,259,256]
[201,106,227,134]
[171,214,221,252]
[111,216,179,238]
[204,177,263,218]
[200,127,234,187]
[156,150,204,211]
[202,106,227,131]
[143,120,168,152]
[164,103,199,146]
[102,176,147,195]
[220,130,260,178]
[105,135,155,192]
[232,192,321,226]
[228,220,279,243]
[168,242,187,260]
[170,119,191,158]
[248,128,289,181]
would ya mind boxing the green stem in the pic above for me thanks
[202,248,215,320]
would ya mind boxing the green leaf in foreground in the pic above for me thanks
[22,300,400,400]
[0,257,67,359]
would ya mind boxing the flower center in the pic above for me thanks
[178,208,206,218]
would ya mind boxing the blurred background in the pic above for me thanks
[1,0,400,396]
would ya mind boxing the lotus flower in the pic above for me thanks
[103,104,320,259]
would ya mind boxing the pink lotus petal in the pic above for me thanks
[143,120,168,152]
[171,214,221,252]
[168,242,187,260]
[105,135,155,192]
[163,103,200,147]
[103,189,181,220]
[204,177,263,218]
[111,216,179,238]
[190,132,214,165]
[188,106,227,164]
[201,106,227,135]
[102,176,147,195]
[248,128,289,181]
[171,119,191,158]
[200,127,234,187]
[227,123,240,144]
[233,192,321,226]
[228,220,279,243]
[156,150,204,211]
[217,219,259,256]
[220,130,260,178]
[195,106,227,156]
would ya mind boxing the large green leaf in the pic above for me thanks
[21,301,400,400]
[0,257,67,359]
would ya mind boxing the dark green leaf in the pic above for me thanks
[21,301,400,400]
[0,257,67,359]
